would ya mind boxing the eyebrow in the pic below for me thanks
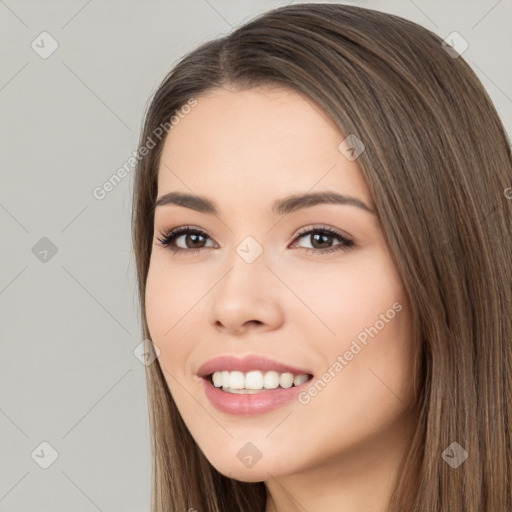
[154,191,376,216]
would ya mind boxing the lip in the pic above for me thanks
[197,354,313,377]
[201,374,313,415]
[197,354,314,415]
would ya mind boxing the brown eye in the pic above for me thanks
[156,226,214,254]
[291,226,354,255]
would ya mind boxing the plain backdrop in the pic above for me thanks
[1,1,511,510]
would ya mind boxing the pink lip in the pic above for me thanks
[197,354,313,377]
[197,354,314,415]
[200,375,313,415]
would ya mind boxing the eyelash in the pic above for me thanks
[156,224,354,256]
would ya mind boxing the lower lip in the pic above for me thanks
[201,376,312,415]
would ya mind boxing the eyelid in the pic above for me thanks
[293,224,353,241]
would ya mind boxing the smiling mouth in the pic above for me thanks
[206,370,314,394]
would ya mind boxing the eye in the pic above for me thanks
[155,224,354,256]
[290,225,354,255]
[156,225,214,255]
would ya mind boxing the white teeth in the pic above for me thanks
[279,372,294,389]
[212,372,223,387]
[293,374,309,386]
[245,370,263,389]
[263,371,280,389]
[229,371,245,389]
[210,370,311,392]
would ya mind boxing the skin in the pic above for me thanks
[145,85,419,512]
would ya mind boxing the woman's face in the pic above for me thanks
[145,85,418,482]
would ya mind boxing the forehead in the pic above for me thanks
[157,86,372,215]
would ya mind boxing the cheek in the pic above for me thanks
[289,249,415,400]
[326,253,414,383]
[145,256,199,340]
[317,290,415,432]
[144,259,194,372]
[145,263,201,418]
[297,292,415,457]
[277,249,406,345]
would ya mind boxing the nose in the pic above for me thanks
[208,245,285,336]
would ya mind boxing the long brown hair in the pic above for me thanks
[131,4,512,511]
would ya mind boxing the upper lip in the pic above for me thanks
[197,354,313,377]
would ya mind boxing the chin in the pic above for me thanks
[205,453,285,482]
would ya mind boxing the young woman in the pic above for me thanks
[131,4,512,511]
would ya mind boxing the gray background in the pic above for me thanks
[1,0,510,510]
